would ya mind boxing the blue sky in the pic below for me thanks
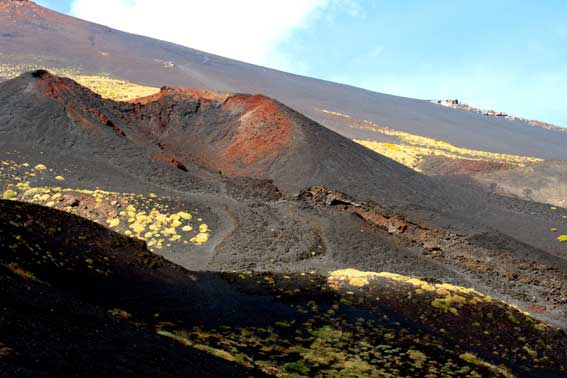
[37,0,567,126]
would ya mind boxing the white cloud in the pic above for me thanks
[70,0,329,72]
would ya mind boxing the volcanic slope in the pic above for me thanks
[2,199,567,377]
[469,160,567,208]
[2,71,567,332]
[0,70,443,210]
[1,0,567,161]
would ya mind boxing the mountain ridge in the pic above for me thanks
[2,0,567,159]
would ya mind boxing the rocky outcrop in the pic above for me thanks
[299,185,567,326]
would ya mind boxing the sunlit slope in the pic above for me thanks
[0,63,158,101]
[355,138,541,173]
[70,75,159,101]
[0,159,210,252]
[317,109,543,173]
[471,160,567,209]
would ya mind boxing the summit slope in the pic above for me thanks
[1,0,567,160]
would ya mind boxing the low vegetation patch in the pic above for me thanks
[0,62,159,101]
[318,107,543,172]
[0,159,210,251]
[3,262,44,284]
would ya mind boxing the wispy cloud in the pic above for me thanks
[70,0,330,72]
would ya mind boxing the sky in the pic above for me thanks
[36,0,567,126]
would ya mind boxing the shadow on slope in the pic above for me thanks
[1,200,566,377]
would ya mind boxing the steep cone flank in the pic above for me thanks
[128,87,296,177]
[31,70,126,136]
[0,71,448,209]
[126,83,440,207]
[222,94,295,167]
[29,71,296,173]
